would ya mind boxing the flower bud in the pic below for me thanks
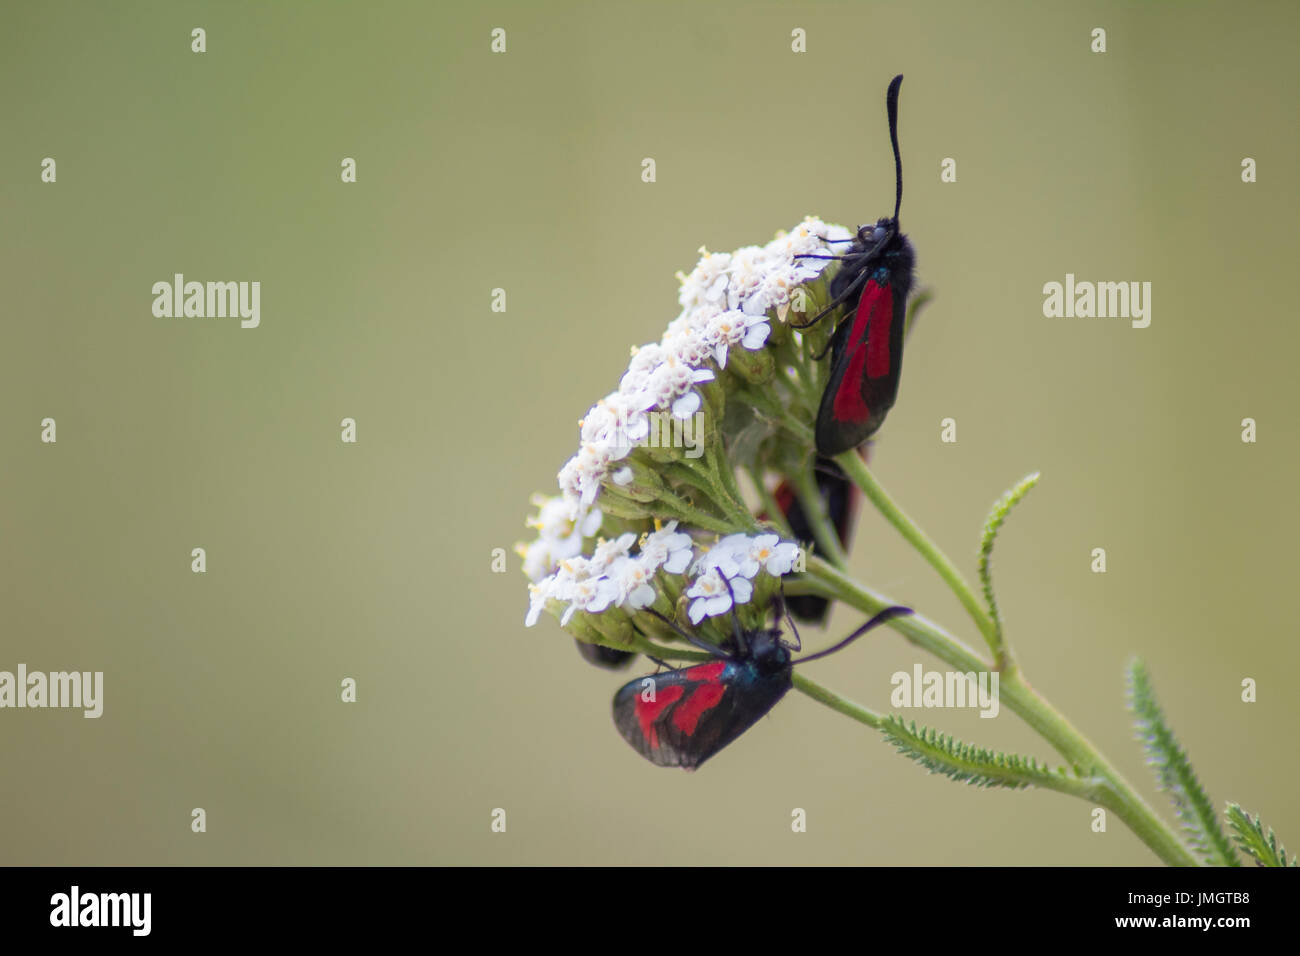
[604,454,663,503]
[727,346,775,385]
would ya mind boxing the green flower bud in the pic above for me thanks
[585,608,635,650]
[596,492,654,521]
[603,453,664,503]
[728,346,775,385]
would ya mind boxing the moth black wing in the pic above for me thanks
[777,457,859,624]
[612,659,792,770]
[814,235,915,456]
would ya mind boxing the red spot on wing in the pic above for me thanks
[862,282,895,379]
[635,684,684,749]
[673,683,728,736]
[682,660,727,682]
[832,346,871,422]
[831,280,894,423]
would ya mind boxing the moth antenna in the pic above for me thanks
[643,607,733,660]
[886,74,903,224]
[795,606,912,665]
[792,262,873,331]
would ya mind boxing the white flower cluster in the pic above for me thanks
[683,533,802,624]
[553,216,853,521]
[525,524,802,630]
[525,519,694,627]
[518,493,604,583]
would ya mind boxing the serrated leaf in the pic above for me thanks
[1224,803,1296,867]
[882,715,1080,793]
[1128,660,1239,866]
[977,472,1039,642]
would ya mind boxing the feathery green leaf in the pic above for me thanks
[1224,803,1296,867]
[1127,660,1239,866]
[977,472,1039,645]
[881,715,1086,795]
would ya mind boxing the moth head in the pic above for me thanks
[858,217,895,247]
[748,628,791,674]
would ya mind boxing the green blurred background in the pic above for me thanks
[2,1,1296,865]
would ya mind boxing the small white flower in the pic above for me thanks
[765,217,851,264]
[751,266,816,317]
[527,556,603,627]
[640,520,694,574]
[741,319,771,350]
[520,538,556,583]
[618,344,667,403]
[770,544,803,576]
[557,459,583,509]
[607,554,658,610]
[671,390,701,418]
[814,220,855,247]
[590,532,637,574]
[560,574,620,626]
[637,356,714,420]
[525,579,554,627]
[569,442,615,506]
[585,393,649,450]
[677,248,733,312]
[686,567,754,624]
[578,508,603,537]
[552,558,590,594]
[662,321,713,369]
[725,245,769,313]
[579,402,616,452]
[527,496,601,541]
[626,342,667,376]
[706,310,771,367]
[746,534,802,576]
[578,403,612,444]
[694,533,751,579]
[520,497,604,582]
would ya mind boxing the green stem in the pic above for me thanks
[791,465,849,570]
[748,466,795,538]
[803,556,1197,866]
[656,491,734,534]
[778,347,820,413]
[734,385,816,448]
[778,409,816,447]
[806,557,987,670]
[706,441,758,529]
[834,449,999,651]
[661,451,756,533]
[661,461,733,516]
[793,674,1102,799]
[793,672,884,729]
[997,671,1198,865]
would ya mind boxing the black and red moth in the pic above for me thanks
[797,74,916,457]
[612,603,911,769]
